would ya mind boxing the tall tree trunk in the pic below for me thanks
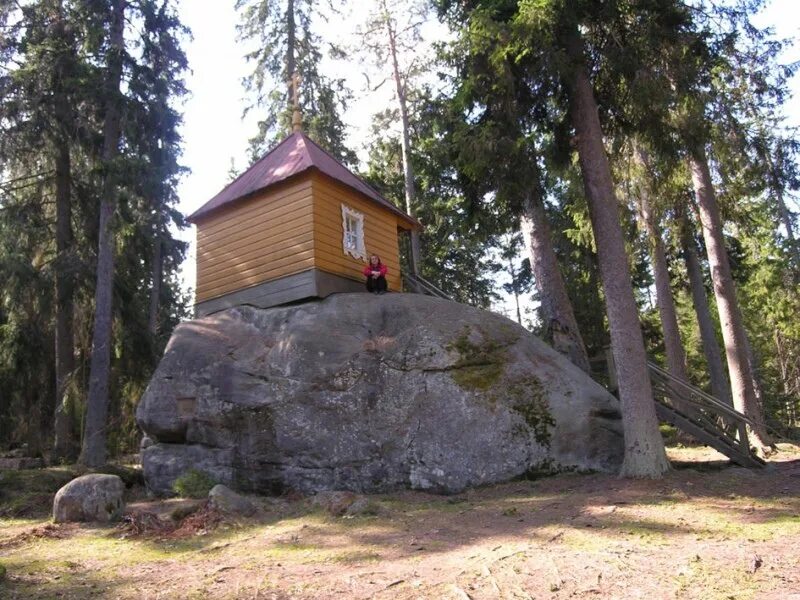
[634,147,689,386]
[148,237,162,339]
[382,0,421,274]
[80,0,125,468]
[53,140,75,459]
[26,384,42,458]
[563,28,669,477]
[513,289,522,324]
[520,189,591,373]
[688,146,773,452]
[770,146,800,276]
[52,2,76,460]
[679,212,732,406]
[286,0,295,82]
[285,0,296,119]
[743,333,768,417]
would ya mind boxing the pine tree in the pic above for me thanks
[49,1,80,459]
[0,0,189,460]
[520,175,591,372]
[355,0,432,274]
[362,106,499,306]
[678,206,732,406]
[0,0,92,459]
[492,233,532,325]
[687,146,773,451]
[436,8,591,370]
[632,145,690,387]
[81,0,189,464]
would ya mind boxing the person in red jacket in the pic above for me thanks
[363,254,388,294]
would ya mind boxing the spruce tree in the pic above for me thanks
[81,0,126,468]
[236,0,355,163]
[1,0,189,460]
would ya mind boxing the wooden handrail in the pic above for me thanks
[647,362,758,427]
[401,270,452,300]
[646,361,764,467]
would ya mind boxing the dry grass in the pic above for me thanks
[1,443,799,599]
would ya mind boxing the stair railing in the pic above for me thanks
[647,361,763,467]
[401,270,452,301]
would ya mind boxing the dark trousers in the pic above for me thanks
[366,276,387,293]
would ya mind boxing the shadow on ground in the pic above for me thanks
[1,448,799,599]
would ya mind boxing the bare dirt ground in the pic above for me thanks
[1,443,799,600]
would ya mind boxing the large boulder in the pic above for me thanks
[52,474,125,523]
[137,294,623,496]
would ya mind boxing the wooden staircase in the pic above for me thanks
[647,362,765,468]
[401,270,453,300]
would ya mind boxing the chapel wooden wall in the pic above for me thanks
[194,170,408,307]
[311,172,404,292]
[194,177,314,303]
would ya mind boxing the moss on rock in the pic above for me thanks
[446,327,516,391]
[172,469,217,498]
[506,376,556,447]
[446,327,555,446]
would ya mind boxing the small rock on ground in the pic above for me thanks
[312,490,375,516]
[52,474,125,523]
[208,484,257,516]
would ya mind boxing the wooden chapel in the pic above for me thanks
[187,131,421,316]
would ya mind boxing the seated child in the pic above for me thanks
[363,254,388,294]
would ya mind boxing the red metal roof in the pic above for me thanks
[187,132,420,228]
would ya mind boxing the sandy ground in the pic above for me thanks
[1,444,799,599]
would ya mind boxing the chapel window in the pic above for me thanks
[341,204,366,260]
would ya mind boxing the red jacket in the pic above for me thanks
[363,263,388,277]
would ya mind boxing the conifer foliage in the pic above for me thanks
[0,0,189,464]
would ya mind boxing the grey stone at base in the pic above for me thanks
[208,484,257,516]
[195,268,366,317]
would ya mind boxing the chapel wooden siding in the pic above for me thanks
[311,172,403,291]
[194,177,315,303]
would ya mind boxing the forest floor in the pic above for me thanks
[1,443,799,600]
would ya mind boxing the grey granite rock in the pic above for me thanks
[208,484,257,516]
[137,293,623,496]
[52,474,125,523]
[311,490,374,516]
